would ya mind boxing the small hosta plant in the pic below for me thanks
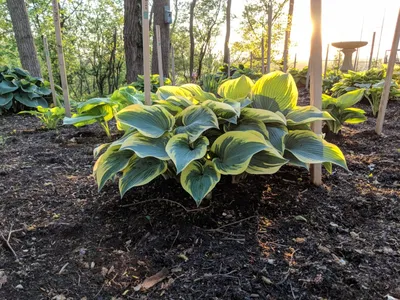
[19,106,65,129]
[322,89,367,134]
[0,66,52,113]
[93,71,347,206]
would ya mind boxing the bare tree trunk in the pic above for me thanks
[124,0,143,83]
[223,0,232,64]
[151,0,170,76]
[6,0,42,77]
[282,0,294,72]
[189,0,197,81]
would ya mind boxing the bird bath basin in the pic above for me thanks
[331,41,368,72]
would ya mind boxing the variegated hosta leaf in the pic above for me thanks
[322,94,337,109]
[211,130,268,175]
[119,155,168,196]
[323,162,333,174]
[152,99,183,115]
[285,130,347,169]
[286,106,334,126]
[283,150,309,169]
[116,104,175,138]
[93,143,111,159]
[165,96,193,109]
[241,107,287,125]
[94,149,133,191]
[336,89,365,109]
[180,160,221,205]
[180,84,218,102]
[157,85,193,100]
[246,147,289,174]
[166,133,209,173]
[202,100,239,123]
[225,119,269,139]
[341,107,367,124]
[251,71,298,112]
[175,106,219,142]
[217,75,254,100]
[266,125,288,154]
[120,132,170,160]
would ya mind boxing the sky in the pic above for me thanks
[220,0,399,68]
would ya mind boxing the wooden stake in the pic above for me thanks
[51,0,71,117]
[324,43,329,78]
[261,37,265,74]
[267,1,272,73]
[227,48,231,78]
[43,36,57,107]
[250,52,253,69]
[293,53,297,69]
[368,32,376,69]
[375,8,400,135]
[354,48,359,71]
[171,44,176,85]
[305,56,311,90]
[155,25,164,86]
[142,0,151,105]
[309,0,322,185]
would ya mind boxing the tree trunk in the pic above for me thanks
[189,0,197,81]
[282,0,294,72]
[223,0,232,64]
[151,0,170,77]
[124,0,143,83]
[6,0,42,77]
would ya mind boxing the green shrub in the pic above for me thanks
[0,66,54,113]
[322,89,366,134]
[19,106,65,129]
[289,67,308,88]
[93,71,347,206]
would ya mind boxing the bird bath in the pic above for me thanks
[331,41,368,72]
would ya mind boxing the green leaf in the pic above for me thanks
[322,94,337,109]
[252,71,298,112]
[286,106,333,126]
[341,108,367,124]
[93,143,111,159]
[175,106,219,142]
[202,100,239,123]
[0,93,13,106]
[14,92,48,108]
[166,133,209,173]
[211,130,268,175]
[117,104,175,138]
[119,156,167,196]
[240,107,287,125]
[180,160,220,205]
[157,86,193,100]
[0,80,18,94]
[120,132,170,160]
[265,125,288,153]
[225,118,269,139]
[217,75,254,100]
[246,148,288,174]
[283,150,309,169]
[94,149,133,191]
[180,84,218,102]
[63,114,104,127]
[285,130,347,169]
[336,89,364,109]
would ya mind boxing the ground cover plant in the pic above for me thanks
[0,66,53,113]
[93,71,347,205]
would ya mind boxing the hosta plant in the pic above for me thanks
[322,89,366,134]
[0,66,52,113]
[19,106,65,129]
[362,81,400,116]
[132,74,172,93]
[93,71,347,206]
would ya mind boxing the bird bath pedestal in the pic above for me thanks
[331,41,368,72]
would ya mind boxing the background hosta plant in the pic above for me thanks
[322,89,367,134]
[0,66,54,113]
[19,106,65,129]
[93,71,347,206]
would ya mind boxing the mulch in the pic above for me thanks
[0,93,399,300]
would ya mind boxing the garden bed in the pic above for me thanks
[0,96,399,300]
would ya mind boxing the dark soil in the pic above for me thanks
[1,95,400,300]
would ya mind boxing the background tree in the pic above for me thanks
[6,0,42,77]
[189,0,197,81]
[223,0,231,64]
[124,0,143,83]
[151,0,170,76]
[282,0,294,72]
